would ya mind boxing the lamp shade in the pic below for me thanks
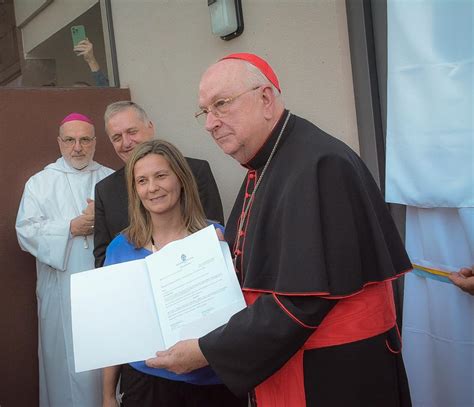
[208,0,243,39]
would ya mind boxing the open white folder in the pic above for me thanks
[71,225,246,373]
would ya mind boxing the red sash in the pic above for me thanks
[243,281,397,407]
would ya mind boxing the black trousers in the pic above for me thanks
[120,364,247,407]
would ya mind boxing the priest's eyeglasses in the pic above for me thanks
[195,86,260,126]
[59,136,96,146]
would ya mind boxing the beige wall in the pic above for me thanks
[111,0,358,219]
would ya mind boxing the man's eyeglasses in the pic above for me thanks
[59,136,96,146]
[195,86,260,126]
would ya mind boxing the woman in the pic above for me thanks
[102,140,245,407]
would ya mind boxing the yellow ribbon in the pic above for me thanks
[412,263,451,277]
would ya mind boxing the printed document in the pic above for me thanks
[71,225,245,372]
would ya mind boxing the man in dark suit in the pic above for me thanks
[94,101,224,267]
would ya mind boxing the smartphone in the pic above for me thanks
[71,25,86,47]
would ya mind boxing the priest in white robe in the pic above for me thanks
[16,113,114,407]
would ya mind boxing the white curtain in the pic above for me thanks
[386,0,473,208]
[386,1,474,406]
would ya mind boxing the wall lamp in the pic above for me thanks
[208,0,244,41]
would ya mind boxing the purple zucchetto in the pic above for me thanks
[60,113,94,126]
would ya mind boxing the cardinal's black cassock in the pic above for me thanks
[200,111,412,407]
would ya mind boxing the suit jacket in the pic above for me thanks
[94,157,224,267]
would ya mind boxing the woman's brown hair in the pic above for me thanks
[124,139,207,248]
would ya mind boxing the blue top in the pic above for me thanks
[104,223,224,385]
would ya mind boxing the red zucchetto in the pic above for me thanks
[220,53,281,93]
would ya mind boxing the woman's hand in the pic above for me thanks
[145,339,208,374]
[215,227,225,241]
[102,366,121,407]
[448,266,474,295]
[102,395,119,407]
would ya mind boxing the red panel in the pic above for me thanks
[0,87,130,406]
